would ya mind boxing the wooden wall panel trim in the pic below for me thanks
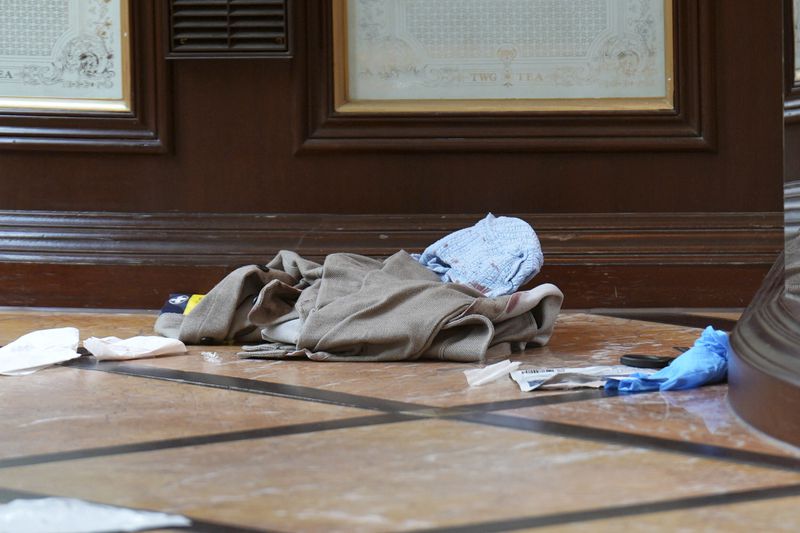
[296,0,716,153]
[0,1,171,153]
[0,210,781,267]
[0,263,773,310]
[0,210,780,307]
[0,263,231,309]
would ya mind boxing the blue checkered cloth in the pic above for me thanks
[414,214,544,297]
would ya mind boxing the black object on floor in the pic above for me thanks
[620,354,675,369]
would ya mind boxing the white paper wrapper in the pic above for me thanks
[0,327,81,376]
[83,336,187,361]
[0,497,191,533]
[464,359,521,386]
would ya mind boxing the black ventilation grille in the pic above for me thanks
[169,0,289,56]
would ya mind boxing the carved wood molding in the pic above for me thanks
[0,210,780,308]
[295,0,717,153]
[0,210,781,267]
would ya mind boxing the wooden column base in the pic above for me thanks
[729,251,800,448]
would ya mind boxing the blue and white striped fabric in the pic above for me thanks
[414,214,544,297]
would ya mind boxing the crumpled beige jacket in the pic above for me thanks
[155,250,564,362]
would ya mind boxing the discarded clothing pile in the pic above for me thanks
[155,215,564,362]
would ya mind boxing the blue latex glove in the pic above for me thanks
[605,326,730,393]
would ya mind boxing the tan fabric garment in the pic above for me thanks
[156,250,564,362]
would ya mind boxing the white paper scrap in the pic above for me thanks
[201,351,222,363]
[83,336,187,361]
[464,359,521,387]
[0,327,81,376]
[0,497,190,533]
[511,365,656,392]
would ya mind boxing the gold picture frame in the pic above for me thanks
[333,0,675,113]
[0,0,132,113]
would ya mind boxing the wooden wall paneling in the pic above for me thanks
[0,0,170,152]
[0,0,782,215]
[0,263,231,310]
[0,0,787,308]
[0,262,774,311]
[297,0,716,153]
[0,211,781,266]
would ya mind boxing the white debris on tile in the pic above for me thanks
[0,497,191,533]
[464,359,521,387]
[201,351,222,363]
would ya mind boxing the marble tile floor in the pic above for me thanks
[0,308,798,532]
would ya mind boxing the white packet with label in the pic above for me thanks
[510,365,655,392]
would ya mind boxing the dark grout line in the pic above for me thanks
[59,357,799,476]
[453,412,800,472]
[0,486,276,533]
[65,358,428,414]
[0,414,415,470]
[445,388,621,414]
[412,482,800,532]
[169,520,283,533]
[0,487,40,503]
[64,360,626,419]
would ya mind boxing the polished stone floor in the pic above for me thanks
[0,308,798,532]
